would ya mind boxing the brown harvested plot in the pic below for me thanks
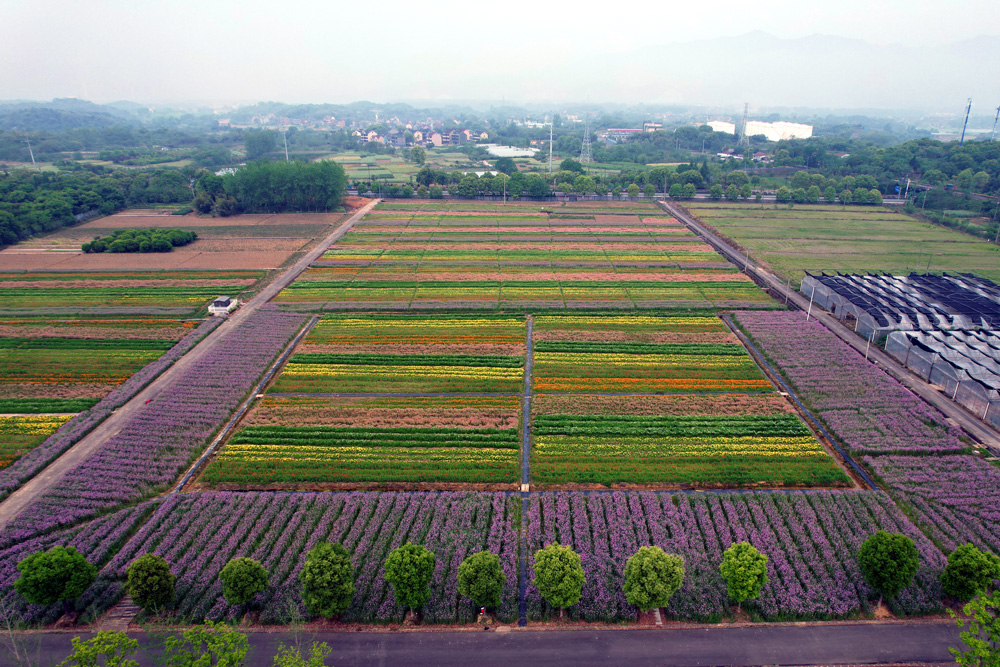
[1,211,347,271]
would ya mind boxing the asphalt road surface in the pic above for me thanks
[13,622,961,666]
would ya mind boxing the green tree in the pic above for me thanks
[300,542,355,619]
[429,186,444,199]
[623,546,685,612]
[533,543,585,618]
[15,546,97,617]
[682,183,697,199]
[858,531,920,606]
[272,641,332,667]
[725,184,740,201]
[493,157,517,175]
[668,183,683,198]
[126,554,175,612]
[949,592,1000,667]
[790,171,811,189]
[457,551,506,611]
[719,542,769,613]
[824,185,837,202]
[384,543,436,614]
[162,621,248,667]
[574,175,596,194]
[57,631,137,667]
[627,183,640,198]
[408,146,426,166]
[806,185,821,204]
[560,158,584,173]
[456,174,479,198]
[791,187,807,203]
[775,186,791,203]
[923,169,945,186]
[942,544,1000,602]
[740,183,752,200]
[244,130,277,160]
[643,183,655,198]
[727,171,750,187]
[709,184,722,200]
[854,188,871,205]
[839,189,853,205]
[219,557,269,609]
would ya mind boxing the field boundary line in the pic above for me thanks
[719,313,875,490]
[518,313,534,627]
[661,200,1000,452]
[172,314,320,493]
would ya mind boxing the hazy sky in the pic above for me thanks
[4,0,1000,107]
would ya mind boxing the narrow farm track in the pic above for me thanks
[0,200,379,529]
[662,200,1000,452]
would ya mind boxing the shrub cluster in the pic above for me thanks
[82,228,197,253]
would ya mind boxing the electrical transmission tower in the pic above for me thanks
[579,114,592,164]
[549,118,553,172]
[991,106,1000,142]
[960,98,973,145]
[738,102,750,149]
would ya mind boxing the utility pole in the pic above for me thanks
[549,119,553,173]
[960,98,973,145]
[991,106,1000,142]
[283,129,289,161]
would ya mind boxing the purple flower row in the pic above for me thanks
[97,491,520,624]
[0,318,222,503]
[734,311,965,454]
[862,455,1000,555]
[0,501,156,625]
[525,491,944,621]
[2,488,948,626]
[1,312,306,542]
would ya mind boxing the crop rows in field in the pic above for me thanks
[0,270,265,315]
[273,201,777,311]
[0,490,945,626]
[200,312,848,490]
[268,314,527,394]
[685,203,1000,286]
[200,396,522,487]
[0,317,197,472]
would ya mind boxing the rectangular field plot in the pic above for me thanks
[530,394,850,488]
[268,314,526,394]
[686,203,1000,285]
[532,314,773,393]
[0,318,195,470]
[273,200,778,311]
[198,396,521,488]
[0,270,265,316]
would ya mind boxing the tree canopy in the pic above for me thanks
[719,542,769,612]
[533,543,585,616]
[300,542,355,619]
[383,543,436,613]
[457,551,506,610]
[858,531,920,604]
[15,546,97,615]
[623,546,685,612]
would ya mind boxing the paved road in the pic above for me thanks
[662,200,1000,451]
[0,200,378,530]
[15,622,961,666]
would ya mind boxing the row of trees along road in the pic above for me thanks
[17,531,1000,623]
[10,535,1000,664]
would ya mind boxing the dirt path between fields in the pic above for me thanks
[0,200,379,530]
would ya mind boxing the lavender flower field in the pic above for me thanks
[733,311,966,455]
[92,491,520,624]
[1,311,306,542]
[0,501,157,625]
[0,318,222,503]
[525,491,943,621]
[863,455,1000,554]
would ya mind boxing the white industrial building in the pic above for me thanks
[744,120,813,141]
[707,121,736,134]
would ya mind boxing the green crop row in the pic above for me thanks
[288,353,524,368]
[532,342,745,356]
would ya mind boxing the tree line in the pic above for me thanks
[194,160,348,216]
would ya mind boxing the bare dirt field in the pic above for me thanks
[0,212,348,271]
